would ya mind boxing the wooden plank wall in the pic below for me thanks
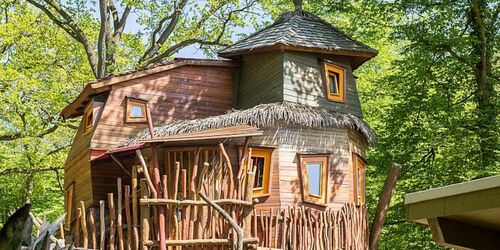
[91,65,235,149]
[248,125,367,210]
[283,51,364,118]
[64,118,94,211]
[237,52,284,109]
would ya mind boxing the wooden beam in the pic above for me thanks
[428,217,500,250]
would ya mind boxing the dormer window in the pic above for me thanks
[126,98,147,123]
[321,61,345,102]
[83,102,93,133]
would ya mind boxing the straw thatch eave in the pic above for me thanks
[120,102,377,147]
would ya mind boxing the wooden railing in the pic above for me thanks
[251,204,368,250]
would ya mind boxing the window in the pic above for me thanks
[126,98,147,123]
[64,183,74,229]
[249,148,272,196]
[300,155,329,204]
[352,153,366,205]
[83,103,93,133]
[321,61,345,102]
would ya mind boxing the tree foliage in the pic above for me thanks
[0,0,498,249]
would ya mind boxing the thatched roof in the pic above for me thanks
[218,10,377,68]
[120,102,377,146]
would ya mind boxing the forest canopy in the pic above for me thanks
[0,0,498,249]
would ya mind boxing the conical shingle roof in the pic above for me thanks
[218,10,377,67]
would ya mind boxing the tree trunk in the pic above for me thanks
[369,163,401,250]
[470,0,498,167]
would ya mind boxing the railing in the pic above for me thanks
[251,204,368,250]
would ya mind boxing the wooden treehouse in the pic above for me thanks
[61,3,378,250]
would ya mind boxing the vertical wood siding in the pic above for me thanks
[91,65,235,149]
[236,52,284,109]
[64,118,94,210]
[283,51,364,118]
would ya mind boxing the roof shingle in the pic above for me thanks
[218,10,377,63]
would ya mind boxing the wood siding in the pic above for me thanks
[283,51,364,118]
[64,118,93,211]
[91,65,235,149]
[236,52,284,109]
[247,125,367,210]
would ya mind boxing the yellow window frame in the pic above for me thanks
[321,61,346,103]
[300,155,329,205]
[248,147,272,197]
[83,102,93,133]
[352,153,366,205]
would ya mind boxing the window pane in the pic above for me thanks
[130,105,144,118]
[328,72,339,94]
[252,156,265,188]
[307,162,322,196]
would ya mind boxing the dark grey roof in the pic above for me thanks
[120,101,377,147]
[218,10,377,62]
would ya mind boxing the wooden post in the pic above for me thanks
[80,201,88,249]
[109,193,116,250]
[243,166,255,238]
[125,185,132,250]
[89,207,97,250]
[117,178,124,250]
[100,200,105,250]
[59,222,65,241]
[74,208,81,247]
[132,166,139,250]
[140,180,150,250]
[369,163,401,250]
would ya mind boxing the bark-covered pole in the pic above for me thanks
[369,163,401,250]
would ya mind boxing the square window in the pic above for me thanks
[126,98,147,123]
[300,155,329,205]
[321,61,345,102]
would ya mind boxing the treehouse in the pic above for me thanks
[61,4,377,249]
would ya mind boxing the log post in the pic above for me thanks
[368,163,401,250]
[125,185,132,250]
[243,166,256,239]
[132,165,139,250]
[109,193,116,250]
[100,200,105,250]
[80,201,88,249]
[89,207,97,249]
[117,178,124,250]
[140,179,150,250]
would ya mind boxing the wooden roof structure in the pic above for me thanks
[405,175,500,249]
[218,10,377,68]
[120,101,377,147]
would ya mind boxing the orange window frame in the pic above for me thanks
[83,102,93,133]
[126,98,148,123]
[249,148,273,197]
[352,153,366,205]
[321,61,346,103]
[300,155,329,205]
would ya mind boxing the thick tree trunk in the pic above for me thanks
[470,0,498,167]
